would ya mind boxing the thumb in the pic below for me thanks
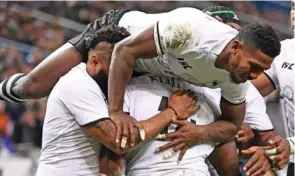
[171,118,187,126]
[241,146,258,155]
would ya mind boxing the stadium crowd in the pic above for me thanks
[0,1,294,176]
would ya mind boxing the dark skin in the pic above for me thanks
[85,42,199,153]
[108,23,273,153]
[252,64,292,170]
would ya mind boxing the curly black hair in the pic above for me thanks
[85,24,130,50]
[202,5,240,25]
[236,23,281,58]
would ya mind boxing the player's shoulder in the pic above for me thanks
[273,38,295,64]
[51,64,103,98]
[245,83,263,103]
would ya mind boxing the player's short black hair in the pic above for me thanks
[202,5,240,25]
[235,23,281,58]
[85,24,130,50]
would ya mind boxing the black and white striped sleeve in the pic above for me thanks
[0,73,26,103]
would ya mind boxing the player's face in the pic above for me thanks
[228,41,272,84]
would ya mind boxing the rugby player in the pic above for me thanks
[0,8,281,147]
[36,25,198,176]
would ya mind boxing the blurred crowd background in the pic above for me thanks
[0,1,293,176]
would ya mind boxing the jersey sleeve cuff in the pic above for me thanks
[263,72,277,90]
[154,21,165,56]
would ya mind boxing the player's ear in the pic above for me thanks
[231,40,242,54]
[215,15,224,23]
[88,54,102,72]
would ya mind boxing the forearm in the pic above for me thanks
[90,108,176,154]
[108,44,135,113]
[12,43,82,99]
[208,140,240,176]
[99,145,126,176]
[197,120,238,144]
[139,108,176,140]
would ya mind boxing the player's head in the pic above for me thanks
[227,23,281,84]
[203,5,241,30]
[85,24,130,82]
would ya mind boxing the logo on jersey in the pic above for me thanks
[156,56,171,70]
[281,62,294,70]
[178,58,192,69]
[282,85,294,101]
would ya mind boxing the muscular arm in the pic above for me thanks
[12,43,82,99]
[197,99,245,143]
[251,73,276,97]
[108,26,157,113]
[208,140,240,176]
[87,107,177,154]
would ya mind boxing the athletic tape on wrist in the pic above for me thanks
[287,137,295,155]
[0,73,26,103]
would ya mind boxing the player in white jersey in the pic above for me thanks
[252,38,295,175]
[99,76,275,176]
[0,7,281,147]
[36,25,198,176]
[120,75,218,176]
[108,7,281,146]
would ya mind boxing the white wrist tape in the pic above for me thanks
[0,73,26,103]
[287,137,295,155]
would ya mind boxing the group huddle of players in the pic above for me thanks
[0,4,294,176]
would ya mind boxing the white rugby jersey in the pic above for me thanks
[36,64,108,176]
[201,83,273,131]
[119,8,249,105]
[124,75,219,176]
[265,39,295,137]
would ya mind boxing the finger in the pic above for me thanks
[251,160,269,176]
[237,130,245,136]
[121,122,129,148]
[177,147,188,164]
[241,146,259,155]
[156,139,182,153]
[268,136,282,147]
[245,156,264,175]
[120,136,128,149]
[266,148,277,156]
[115,122,122,144]
[129,122,135,147]
[163,148,176,159]
[163,131,181,140]
[276,159,288,170]
[243,151,259,171]
[189,105,199,114]
[173,143,186,153]
[171,118,187,126]
[155,133,166,140]
[134,123,145,140]
[236,136,247,143]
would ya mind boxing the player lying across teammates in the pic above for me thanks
[36,24,276,176]
[0,4,293,176]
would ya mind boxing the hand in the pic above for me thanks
[109,111,142,148]
[168,90,199,120]
[241,146,271,176]
[266,135,290,170]
[236,123,254,144]
[155,119,203,162]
